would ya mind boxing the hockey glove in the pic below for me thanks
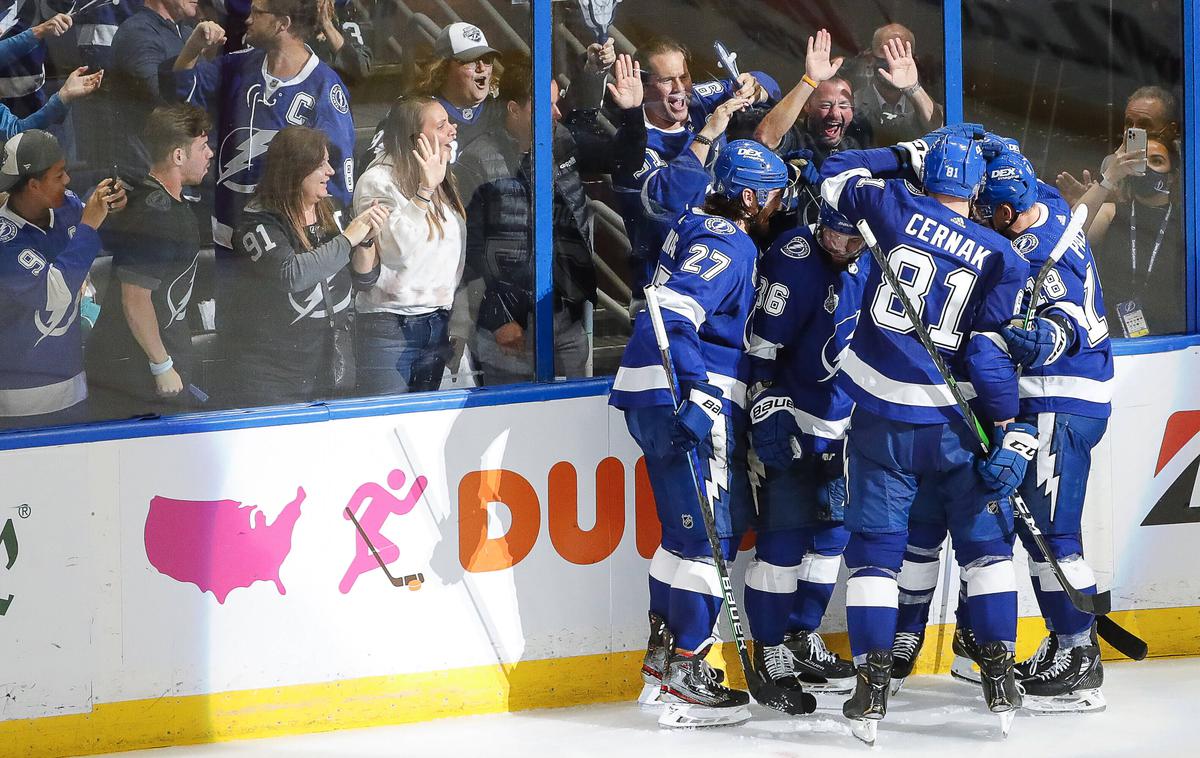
[1002,315,1075,369]
[975,422,1039,497]
[784,148,821,187]
[750,392,803,468]
[670,381,723,453]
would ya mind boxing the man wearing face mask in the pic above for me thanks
[609,141,789,724]
[1076,137,1184,337]
[850,25,944,147]
[741,199,868,697]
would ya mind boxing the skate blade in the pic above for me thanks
[657,703,751,728]
[849,717,879,745]
[1022,688,1106,714]
[950,655,981,684]
[637,682,664,708]
[889,676,907,696]
[798,677,855,694]
[997,708,1016,738]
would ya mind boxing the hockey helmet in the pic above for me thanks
[922,133,986,200]
[712,139,789,206]
[818,200,857,236]
[977,143,1038,217]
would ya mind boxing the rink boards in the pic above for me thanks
[3,344,1200,756]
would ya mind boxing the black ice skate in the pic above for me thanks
[658,636,751,728]
[783,631,855,693]
[639,611,670,707]
[950,624,984,684]
[753,640,805,693]
[977,641,1022,737]
[1021,643,1106,714]
[889,630,925,694]
[843,649,892,745]
[1015,631,1060,681]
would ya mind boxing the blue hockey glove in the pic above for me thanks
[784,148,821,186]
[750,392,803,468]
[1002,315,1074,369]
[976,422,1039,497]
[670,382,722,452]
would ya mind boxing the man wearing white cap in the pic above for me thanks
[0,129,124,428]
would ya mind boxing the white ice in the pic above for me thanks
[92,657,1193,757]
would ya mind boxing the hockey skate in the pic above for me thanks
[753,640,806,693]
[783,631,855,693]
[1020,642,1106,714]
[888,630,925,694]
[1015,631,1059,680]
[658,636,751,728]
[843,649,892,745]
[977,641,1022,737]
[950,624,984,684]
[639,611,670,707]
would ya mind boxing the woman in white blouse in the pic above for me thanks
[352,96,466,394]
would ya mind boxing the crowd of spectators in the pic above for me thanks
[0,1,1186,430]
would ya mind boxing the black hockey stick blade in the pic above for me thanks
[345,507,406,587]
[1096,614,1149,660]
[745,667,817,714]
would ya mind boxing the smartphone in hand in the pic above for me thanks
[1125,127,1148,175]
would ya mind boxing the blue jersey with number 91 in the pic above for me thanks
[821,152,1027,425]
[610,208,761,415]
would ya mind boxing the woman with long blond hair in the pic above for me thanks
[225,126,388,406]
[353,96,466,395]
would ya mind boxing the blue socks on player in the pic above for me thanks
[656,537,740,651]
[1027,534,1096,645]
[791,550,842,632]
[844,531,906,662]
[959,537,1018,650]
[896,523,946,633]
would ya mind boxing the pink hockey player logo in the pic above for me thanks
[144,488,305,603]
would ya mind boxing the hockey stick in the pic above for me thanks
[714,41,742,80]
[644,285,816,716]
[855,219,1109,618]
[1011,206,1148,660]
[344,507,425,590]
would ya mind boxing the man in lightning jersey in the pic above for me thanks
[170,0,355,251]
[613,37,779,290]
[819,133,1034,726]
[892,139,1113,712]
[742,201,867,694]
[609,140,787,727]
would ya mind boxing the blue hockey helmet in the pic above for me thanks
[977,144,1038,216]
[818,200,857,236]
[712,140,789,206]
[922,133,986,200]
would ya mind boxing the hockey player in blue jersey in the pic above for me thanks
[171,0,356,251]
[614,37,780,290]
[892,140,1114,712]
[0,130,124,427]
[743,201,867,695]
[610,140,787,727]
[819,133,1034,732]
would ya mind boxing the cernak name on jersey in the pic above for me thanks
[903,213,994,270]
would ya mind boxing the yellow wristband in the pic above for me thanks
[802,74,819,89]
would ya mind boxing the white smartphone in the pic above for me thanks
[1126,127,1148,175]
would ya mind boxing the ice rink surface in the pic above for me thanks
[92,657,1194,758]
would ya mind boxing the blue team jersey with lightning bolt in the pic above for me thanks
[748,225,870,454]
[1012,181,1113,418]
[175,48,356,249]
[614,72,780,289]
[822,155,1026,425]
[0,192,101,417]
[609,208,761,415]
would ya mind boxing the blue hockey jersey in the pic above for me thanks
[0,0,49,114]
[614,72,780,289]
[610,208,761,414]
[0,192,101,417]
[174,48,356,248]
[1013,181,1114,418]
[821,152,1026,425]
[73,0,141,49]
[748,225,869,454]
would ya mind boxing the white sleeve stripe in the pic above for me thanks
[971,330,1011,356]
[1017,374,1112,404]
[840,346,978,408]
[747,333,780,360]
[820,168,871,211]
[656,284,707,329]
[611,365,749,408]
[792,406,851,440]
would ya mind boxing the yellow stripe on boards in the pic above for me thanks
[2,606,1198,758]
